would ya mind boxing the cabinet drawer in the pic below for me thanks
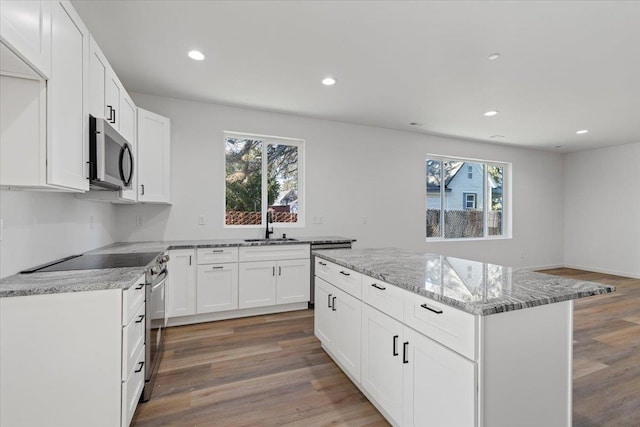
[122,302,145,381]
[362,275,404,322]
[197,247,238,264]
[403,292,476,360]
[123,275,145,325]
[122,344,145,427]
[316,259,362,299]
[239,244,310,262]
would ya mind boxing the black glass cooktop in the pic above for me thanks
[21,252,160,274]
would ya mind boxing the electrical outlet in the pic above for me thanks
[136,215,143,226]
[199,215,205,225]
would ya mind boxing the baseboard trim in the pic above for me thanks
[562,264,640,279]
[167,302,309,327]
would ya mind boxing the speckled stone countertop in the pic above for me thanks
[0,237,355,298]
[313,248,615,316]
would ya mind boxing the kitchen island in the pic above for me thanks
[313,248,614,427]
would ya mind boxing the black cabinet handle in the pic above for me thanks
[393,335,399,356]
[135,283,144,290]
[106,105,113,122]
[189,255,192,266]
[339,271,350,276]
[327,294,332,308]
[135,314,145,323]
[420,303,443,314]
[212,266,223,270]
[319,261,327,266]
[211,250,224,253]
[134,361,145,373]
[332,296,336,311]
[403,342,409,364]
[141,184,145,195]
[272,266,275,276]
[371,283,386,291]
[278,266,282,276]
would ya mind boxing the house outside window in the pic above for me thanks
[224,132,304,227]
[426,156,509,240]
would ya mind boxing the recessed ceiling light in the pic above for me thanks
[409,122,423,126]
[484,110,499,117]
[188,50,205,61]
[490,135,505,138]
[576,129,589,134]
[322,77,337,86]
[488,53,501,61]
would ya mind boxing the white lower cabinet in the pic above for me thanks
[361,304,404,425]
[167,249,196,318]
[276,259,310,304]
[314,277,361,382]
[0,275,146,427]
[197,262,238,313]
[239,261,277,309]
[402,326,475,427]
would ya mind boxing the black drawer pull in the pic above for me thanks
[211,249,224,253]
[403,342,409,364]
[371,283,386,291]
[134,361,145,373]
[420,303,443,314]
[319,261,327,266]
[135,314,145,323]
[135,283,144,290]
[332,296,337,311]
[339,271,350,276]
[327,294,332,308]
[212,266,223,269]
[393,335,399,356]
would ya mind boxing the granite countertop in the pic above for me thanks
[0,236,355,298]
[313,248,615,316]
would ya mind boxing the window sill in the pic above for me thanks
[426,235,512,243]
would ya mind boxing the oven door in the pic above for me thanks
[143,269,168,401]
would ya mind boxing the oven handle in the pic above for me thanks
[151,270,168,290]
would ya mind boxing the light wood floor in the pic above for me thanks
[132,269,640,426]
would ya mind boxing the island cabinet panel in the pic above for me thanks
[362,276,404,322]
[314,277,337,348]
[361,304,404,425]
[403,326,476,427]
[167,249,197,318]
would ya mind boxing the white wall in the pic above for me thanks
[0,190,118,278]
[564,142,640,278]
[117,93,565,269]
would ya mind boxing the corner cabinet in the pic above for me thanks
[166,249,197,318]
[1,0,89,192]
[137,108,171,204]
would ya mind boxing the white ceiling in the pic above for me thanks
[72,1,640,153]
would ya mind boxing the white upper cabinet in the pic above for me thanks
[1,1,89,192]
[137,108,171,204]
[0,0,52,78]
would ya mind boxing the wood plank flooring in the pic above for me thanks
[132,269,640,426]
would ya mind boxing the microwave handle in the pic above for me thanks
[119,144,134,188]
[94,118,106,181]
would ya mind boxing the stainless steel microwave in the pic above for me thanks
[89,115,133,190]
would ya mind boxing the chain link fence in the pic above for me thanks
[226,211,298,225]
[427,209,502,238]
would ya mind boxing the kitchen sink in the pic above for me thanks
[244,238,298,242]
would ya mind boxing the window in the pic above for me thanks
[225,132,304,227]
[463,193,477,209]
[426,156,508,240]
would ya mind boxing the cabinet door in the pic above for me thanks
[137,107,171,203]
[314,278,337,352]
[0,0,52,78]
[361,304,404,425]
[47,0,89,191]
[197,263,238,314]
[105,69,120,130]
[276,259,310,304]
[334,287,362,382]
[402,327,476,427]
[88,35,107,119]
[238,261,277,309]
[167,250,196,318]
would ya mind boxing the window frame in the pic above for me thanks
[223,131,305,228]
[426,154,511,242]
[463,192,477,210]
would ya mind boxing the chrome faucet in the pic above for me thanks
[265,211,274,239]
